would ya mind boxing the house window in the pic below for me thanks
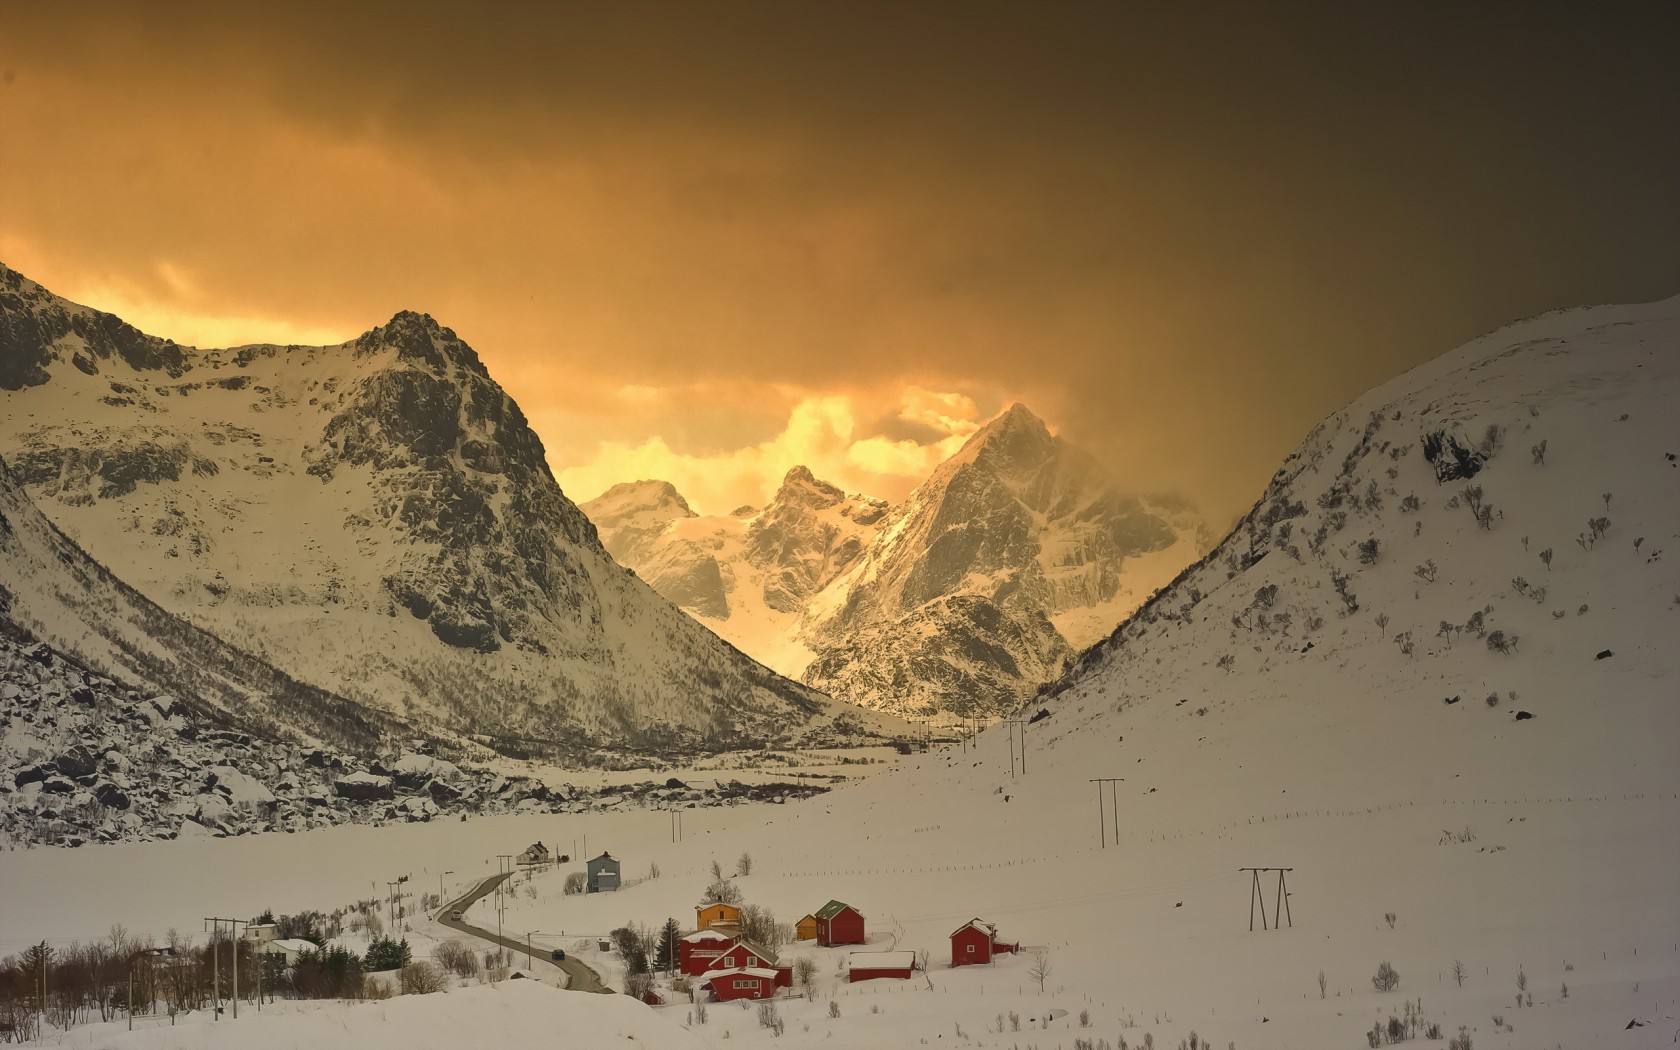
[966,945,975,953]
[734,980,753,989]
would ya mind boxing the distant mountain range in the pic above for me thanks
[0,263,901,759]
[584,404,1211,718]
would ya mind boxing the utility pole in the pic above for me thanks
[1238,868,1294,931]
[204,918,244,1019]
[1088,778,1123,846]
[496,855,514,963]
[1002,720,1028,776]
[440,870,454,901]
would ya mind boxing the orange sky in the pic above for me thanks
[2,2,1676,520]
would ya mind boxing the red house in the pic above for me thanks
[848,950,916,982]
[703,966,780,1001]
[814,899,866,946]
[678,930,734,976]
[949,918,1019,967]
[705,940,792,987]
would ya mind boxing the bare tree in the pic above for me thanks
[736,852,754,877]
[793,957,818,987]
[1318,969,1327,999]
[1029,951,1052,993]
[1451,960,1467,987]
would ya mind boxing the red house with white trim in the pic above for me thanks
[813,900,866,946]
[848,950,916,982]
[705,939,791,987]
[702,966,780,1001]
[949,918,1018,967]
[678,930,734,976]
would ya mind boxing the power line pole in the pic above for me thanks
[1002,720,1028,776]
[204,918,246,1019]
[1238,868,1294,931]
[1088,778,1123,846]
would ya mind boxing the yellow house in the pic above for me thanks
[696,902,742,931]
[795,915,818,941]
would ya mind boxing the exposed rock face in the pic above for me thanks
[746,467,883,613]
[0,263,889,753]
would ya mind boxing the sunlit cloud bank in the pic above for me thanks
[553,385,992,515]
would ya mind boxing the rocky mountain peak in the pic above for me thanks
[958,401,1055,470]
[772,465,846,510]
[351,310,488,379]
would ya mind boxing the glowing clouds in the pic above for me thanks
[555,386,997,514]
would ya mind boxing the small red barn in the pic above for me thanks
[814,899,866,946]
[949,918,1019,967]
[678,930,734,977]
[703,966,780,1001]
[848,950,916,982]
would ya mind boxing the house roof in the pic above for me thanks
[849,951,915,969]
[796,914,817,925]
[705,939,777,967]
[703,966,779,982]
[681,930,733,943]
[697,901,740,914]
[951,918,998,939]
[265,939,318,954]
[814,899,858,920]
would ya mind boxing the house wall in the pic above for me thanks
[819,908,865,946]
[950,927,992,967]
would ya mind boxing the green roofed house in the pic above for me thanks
[813,899,865,946]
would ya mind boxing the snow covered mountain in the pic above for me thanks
[586,405,1209,719]
[0,263,898,756]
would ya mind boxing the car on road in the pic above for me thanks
[450,910,463,921]
[550,949,566,962]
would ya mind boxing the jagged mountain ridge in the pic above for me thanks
[0,263,900,754]
[585,405,1209,718]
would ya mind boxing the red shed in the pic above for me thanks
[814,899,866,946]
[949,918,1018,967]
[703,966,780,1001]
[704,940,792,987]
[847,950,916,982]
[678,930,734,976]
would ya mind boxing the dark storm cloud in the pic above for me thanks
[2,0,1675,517]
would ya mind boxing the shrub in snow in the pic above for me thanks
[1372,960,1400,992]
[399,961,447,995]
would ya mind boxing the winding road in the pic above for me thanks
[436,872,611,994]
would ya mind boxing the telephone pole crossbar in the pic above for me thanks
[1238,868,1294,931]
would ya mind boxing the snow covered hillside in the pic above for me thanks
[586,407,1210,720]
[0,263,901,755]
[479,297,1678,1049]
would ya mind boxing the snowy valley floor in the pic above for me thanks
[4,732,1676,1049]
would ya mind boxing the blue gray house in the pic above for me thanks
[586,851,621,893]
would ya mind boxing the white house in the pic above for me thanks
[260,938,319,966]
